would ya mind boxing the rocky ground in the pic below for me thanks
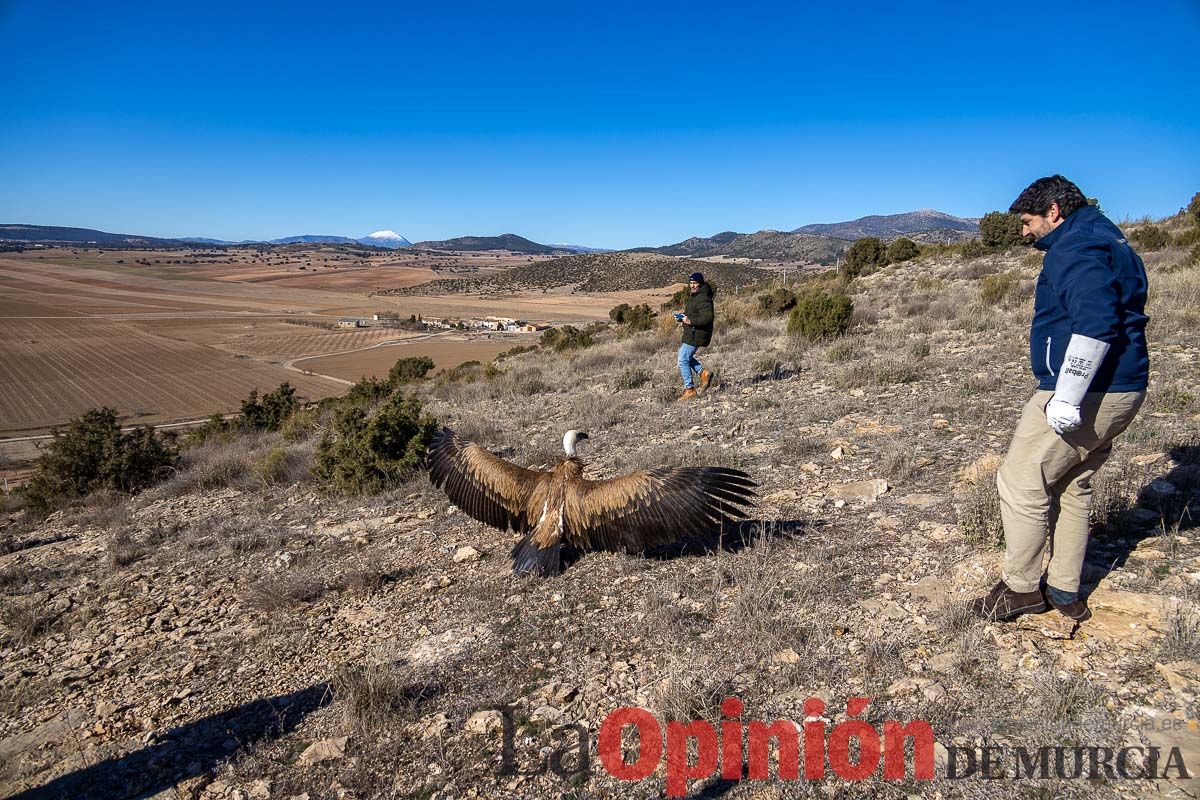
[2,239,1199,800]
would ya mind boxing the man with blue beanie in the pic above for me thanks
[676,272,715,400]
[971,175,1149,623]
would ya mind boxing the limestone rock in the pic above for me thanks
[464,710,505,736]
[299,737,348,765]
[828,479,889,504]
[453,546,480,563]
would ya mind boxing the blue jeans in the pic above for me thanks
[678,343,703,388]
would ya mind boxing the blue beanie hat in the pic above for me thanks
[688,272,704,283]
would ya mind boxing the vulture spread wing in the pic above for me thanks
[426,428,541,532]
[565,466,757,553]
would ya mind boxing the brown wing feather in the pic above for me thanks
[426,427,543,532]
[565,466,757,552]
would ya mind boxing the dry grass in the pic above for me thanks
[956,469,1004,549]
[333,656,438,735]
[242,567,326,612]
[2,600,60,646]
[1159,600,1200,661]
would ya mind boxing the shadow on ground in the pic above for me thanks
[9,683,332,800]
[1082,443,1200,595]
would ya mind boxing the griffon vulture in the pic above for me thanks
[426,427,758,576]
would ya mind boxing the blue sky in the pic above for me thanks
[2,1,1197,249]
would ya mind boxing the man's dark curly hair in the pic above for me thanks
[1009,175,1089,218]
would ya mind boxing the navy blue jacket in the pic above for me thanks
[1030,204,1149,392]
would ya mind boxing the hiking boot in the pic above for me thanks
[679,388,698,401]
[698,369,712,392]
[1046,586,1092,622]
[968,580,1047,621]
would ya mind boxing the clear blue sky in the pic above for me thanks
[2,1,1197,249]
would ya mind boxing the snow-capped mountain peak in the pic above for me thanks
[356,230,411,248]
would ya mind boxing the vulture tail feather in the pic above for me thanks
[512,534,562,577]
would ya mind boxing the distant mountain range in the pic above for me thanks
[0,224,416,249]
[634,210,981,263]
[1,210,979,257]
[182,230,414,248]
[792,209,979,241]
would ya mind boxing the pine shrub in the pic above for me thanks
[786,291,854,341]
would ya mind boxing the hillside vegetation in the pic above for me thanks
[381,251,777,295]
[3,198,1200,798]
[638,230,848,264]
[411,234,558,254]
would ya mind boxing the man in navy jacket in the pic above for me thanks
[971,175,1149,623]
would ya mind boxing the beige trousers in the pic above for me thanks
[997,389,1145,593]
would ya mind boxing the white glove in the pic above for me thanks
[1045,397,1082,434]
[1045,334,1110,434]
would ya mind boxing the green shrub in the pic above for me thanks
[886,238,920,264]
[1187,191,1200,223]
[1175,226,1200,248]
[21,408,178,513]
[1129,224,1172,252]
[980,270,1020,305]
[334,377,393,409]
[958,239,987,259]
[756,288,797,315]
[314,393,438,496]
[540,325,594,352]
[978,211,1025,250]
[842,237,886,278]
[185,413,235,446]
[241,383,299,432]
[786,291,854,342]
[387,356,435,385]
[441,361,484,383]
[609,303,655,331]
[1191,243,1200,267]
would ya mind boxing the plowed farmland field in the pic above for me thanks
[133,319,423,361]
[0,318,345,433]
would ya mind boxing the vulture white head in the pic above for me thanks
[563,430,589,457]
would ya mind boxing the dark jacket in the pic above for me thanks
[682,283,715,347]
[1030,205,1149,392]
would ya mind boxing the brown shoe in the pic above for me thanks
[679,388,698,400]
[1046,588,1092,622]
[969,580,1047,621]
[698,369,712,392]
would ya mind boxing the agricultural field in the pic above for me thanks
[131,319,427,361]
[0,318,346,433]
[293,334,527,383]
[0,245,670,473]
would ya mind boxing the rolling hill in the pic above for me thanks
[638,230,847,264]
[378,251,776,295]
[411,233,559,254]
[793,209,979,240]
[0,224,183,247]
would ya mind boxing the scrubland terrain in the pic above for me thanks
[1,216,1199,800]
